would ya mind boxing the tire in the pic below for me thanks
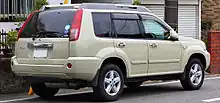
[93,63,124,101]
[180,58,205,90]
[125,81,143,88]
[31,83,59,100]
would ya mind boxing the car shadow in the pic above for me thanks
[27,84,184,103]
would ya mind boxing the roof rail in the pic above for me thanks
[41,3,152,13]
[80,3,152,12]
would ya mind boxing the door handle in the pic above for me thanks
[150,43,157,48]
[27,43,53,48]
[117,42,126,47]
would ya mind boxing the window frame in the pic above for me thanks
[139,14,171,40]
[111,13,146,40]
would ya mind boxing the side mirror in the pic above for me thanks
[169,30,179,41]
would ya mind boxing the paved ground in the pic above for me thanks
[0,76,220,103]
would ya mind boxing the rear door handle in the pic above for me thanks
[117,42,126,48]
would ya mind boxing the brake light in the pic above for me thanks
[70,9,83,41]
[17,10,39,41]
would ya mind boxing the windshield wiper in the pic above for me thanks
[36,31,61,38]
[37,31,60,34]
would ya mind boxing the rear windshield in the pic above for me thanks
[20,9,76,38]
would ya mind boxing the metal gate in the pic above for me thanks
[0,0,35,21]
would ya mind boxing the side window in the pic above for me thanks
[113,20,141,39]
[92,13,111,37]
[141,15,169,40]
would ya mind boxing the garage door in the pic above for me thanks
[178,6,198,38]
[146,5,164,20]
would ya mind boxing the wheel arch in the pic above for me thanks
[100,57,128,80]
[188,53,206,69]
[91,56,128,87]
[180,52,206,80]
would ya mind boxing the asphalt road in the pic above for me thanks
[0,76,220,103]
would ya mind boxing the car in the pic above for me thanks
[11,3,210,101]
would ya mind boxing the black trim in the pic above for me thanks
[91,69,100,87]
[24,77,87,83]
[126,73,182,83]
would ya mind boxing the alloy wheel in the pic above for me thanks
[104,70,121,96]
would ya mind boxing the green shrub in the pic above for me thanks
[7,30,18,46]
[33,0,48,10]
[133,0,141,5]
[201,19,212,30]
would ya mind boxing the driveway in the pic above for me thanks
[0,76,220,103]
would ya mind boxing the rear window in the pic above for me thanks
[20,9,76,38]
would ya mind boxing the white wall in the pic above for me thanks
[89,0,132,4]
[0,22,20,32]
[48,0,63,5]
[47,0,71,5]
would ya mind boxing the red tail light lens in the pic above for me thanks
[67,63,72,69]
[70,9,83,41]
[17,10,39,41]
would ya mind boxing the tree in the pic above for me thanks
[33,0,48,10]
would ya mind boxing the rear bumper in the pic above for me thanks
[11,56,101,81]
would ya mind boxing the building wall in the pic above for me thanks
[0,22,19,32]
[202,0,220,30]
[208,31,220,74]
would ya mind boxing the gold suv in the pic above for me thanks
[11,3,210,101]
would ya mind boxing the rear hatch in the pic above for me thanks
[15,9,76,65]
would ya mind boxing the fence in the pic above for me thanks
[0,29,14,56]
[0,0,35,21]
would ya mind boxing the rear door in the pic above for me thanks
[112,13,148,77]
[15,9,76,65]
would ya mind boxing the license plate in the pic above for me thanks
[33,48,48,58]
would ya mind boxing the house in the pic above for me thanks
[83,0,202,39]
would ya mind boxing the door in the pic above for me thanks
[112,13,148,76]
[140,14,181,75]
[15,9,76,65]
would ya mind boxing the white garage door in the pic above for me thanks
[146,5,165,20]
[146,5,198,39]
[178,6,198,38]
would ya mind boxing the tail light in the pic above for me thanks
[70,9,83,41]
[66,63,72,69]
[17,10,39,41]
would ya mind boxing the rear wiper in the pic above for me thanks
[37,31,60,34]
[36,31,60,38]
